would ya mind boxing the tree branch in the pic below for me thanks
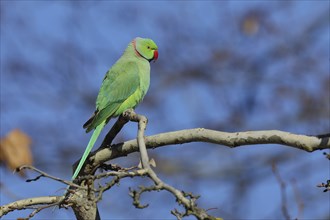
[99,115,129,148]
[91,129,329,170]
[17,165,83,189]
[1,125,328,219]
[120,109,152,170]
[119,110,218,220]
[0,196,63,217]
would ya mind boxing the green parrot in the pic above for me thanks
[72,37,158,180]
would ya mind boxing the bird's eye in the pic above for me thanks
[147,46,150,49]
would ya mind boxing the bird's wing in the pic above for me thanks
[84,61,139,132]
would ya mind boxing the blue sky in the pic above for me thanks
[1,1,329,219]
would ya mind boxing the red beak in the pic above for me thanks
[153,50,158,61]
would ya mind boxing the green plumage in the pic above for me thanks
[72,37,158,180]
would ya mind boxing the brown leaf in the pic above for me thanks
[0,129,33,176]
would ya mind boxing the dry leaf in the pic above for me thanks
[0,129,33,176]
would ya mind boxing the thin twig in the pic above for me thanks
[95,169,148,202]
[17,165,84,190]
[291,179,304,219]
[27,202,61,219]
[272,163,291,220]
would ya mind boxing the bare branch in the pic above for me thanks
[99,115,129,148]
[2,126,328,219]
[94,168,148,202]
[92,129,329,170]
[0,196,63,217]
[17,165,84,190]
[121,110,219,220]
[121,109,151,170]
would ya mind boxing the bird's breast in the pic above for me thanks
[113,60,150,116]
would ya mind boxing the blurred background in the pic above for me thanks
[1,1,329,219]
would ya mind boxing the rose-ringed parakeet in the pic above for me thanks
[72,37,158,180]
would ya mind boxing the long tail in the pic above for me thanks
[72,120,106,180]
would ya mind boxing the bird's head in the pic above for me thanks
[133,37,158,62]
